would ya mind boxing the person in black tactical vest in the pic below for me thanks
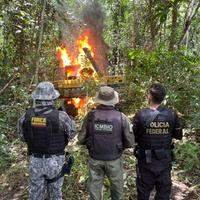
[132,83,183,200]
[17,82,76,200]
[78,86,135,200]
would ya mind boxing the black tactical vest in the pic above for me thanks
[23,107,66,154]
[87,106,123,161]
[137,107,175,150]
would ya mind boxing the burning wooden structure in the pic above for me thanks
[53,29,124,111]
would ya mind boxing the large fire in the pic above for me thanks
[56,29,95,76]
[56,29,96,110]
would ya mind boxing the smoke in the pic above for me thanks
[82,0,104,35]
[53,0,82,43]
[53,0,109,72]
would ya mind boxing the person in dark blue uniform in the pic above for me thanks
[132,83,182,200]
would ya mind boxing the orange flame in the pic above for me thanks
[56,29,94,69]
[77,35,93,55]
[56,47,71,67]
[72,98,86,109]
[67,97,87,109]
[56,29,97,109]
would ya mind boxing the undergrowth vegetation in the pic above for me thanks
[175,141,200,176]
[0,86,29,172]
[0,133,12,172]
[123,49,199,129]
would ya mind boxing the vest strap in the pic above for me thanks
[46,153,74,183]
[145,110,160,127]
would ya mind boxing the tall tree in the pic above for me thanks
[178,0,200,47]
[169,0,179,51]
[34,0,46,84]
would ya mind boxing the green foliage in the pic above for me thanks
[62,148,89,199]
[0,133,12,172]
[123,49,199,129]
[82,79,100,97]
[0,84,29,172]
[175,141,200,173]
[0,87,29,133]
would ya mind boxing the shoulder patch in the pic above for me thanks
[31,117,47,127]
[94,122,113,134]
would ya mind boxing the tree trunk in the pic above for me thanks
[148,0,156,50]
[34,0,46,84]
[169,1,179,51]
[185,27,190,49]
[0,74,18,96]
[178,0,200,47]
[147,0,162,50]
[110,1,122,73]
[131,0,138,48]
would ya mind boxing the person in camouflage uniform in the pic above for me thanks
[78,86,135,200]
[17,81,76,200]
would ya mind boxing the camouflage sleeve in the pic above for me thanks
[78,114,88,145]
[17,113,26,142]
[59,111,76,140]
[172,112,183,140]
[121,113,135,148]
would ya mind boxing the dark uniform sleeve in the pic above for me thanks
[172,112,183,140]
[132,112,141,144]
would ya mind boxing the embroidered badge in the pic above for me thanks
[31,117,47,127]
[94,122,113,134]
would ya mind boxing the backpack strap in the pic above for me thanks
[145,110,160,127]
[46,153,74,183]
